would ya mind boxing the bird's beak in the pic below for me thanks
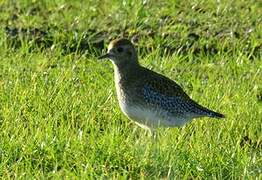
[98,53,113,60]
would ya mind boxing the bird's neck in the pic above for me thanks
[113,60,139,74]
[113,62,141,103]
[113,61,140,85]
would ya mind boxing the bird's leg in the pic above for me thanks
[148,128,158,141]
[152,130,157,140]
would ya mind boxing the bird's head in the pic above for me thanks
[98,38,138,66]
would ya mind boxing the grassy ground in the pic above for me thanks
[0,0,261,179]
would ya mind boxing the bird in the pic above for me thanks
[98,38,225,132]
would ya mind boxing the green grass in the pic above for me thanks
[0,0,261,179]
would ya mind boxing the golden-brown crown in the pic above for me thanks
[108,38,133,50]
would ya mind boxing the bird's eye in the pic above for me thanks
[117,47,124,53]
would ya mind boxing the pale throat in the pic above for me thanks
[112,60,139,81]
[112,60,139,102]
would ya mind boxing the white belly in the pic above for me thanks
[119,101,190,128]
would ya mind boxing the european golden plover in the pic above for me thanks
[99,38,224,131]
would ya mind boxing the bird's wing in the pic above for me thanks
[140,69,209,116]
[142,83,199,115]
[141,68,191,100]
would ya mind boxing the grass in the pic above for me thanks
[0,0,261,178]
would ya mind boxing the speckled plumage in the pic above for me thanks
[99,38,225,129]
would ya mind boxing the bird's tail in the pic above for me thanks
[206,110,225,118]
[191,100,225,118]
[188,99,225,119]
